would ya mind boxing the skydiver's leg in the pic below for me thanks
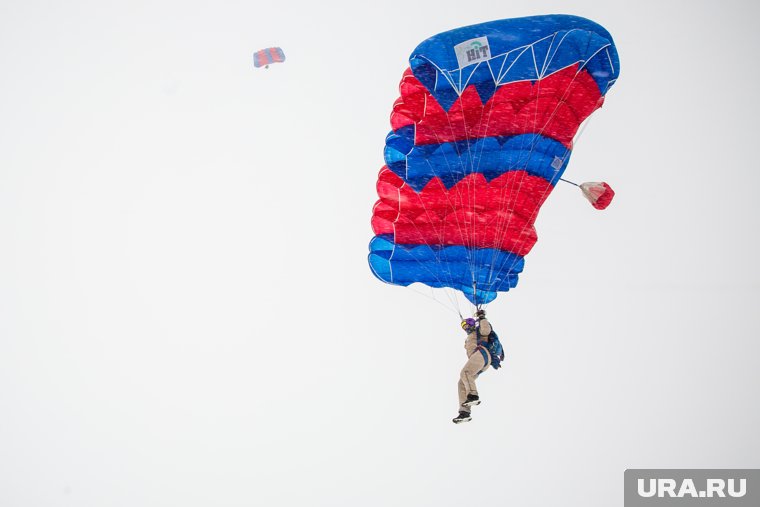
[460,351,488,401]
[457,378,468,413]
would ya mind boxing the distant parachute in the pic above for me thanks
[368,15,620,306]
[253,47,285,69]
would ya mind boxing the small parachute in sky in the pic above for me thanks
[580,181,615,210]
[559,178,616,209]
[253,47,285,69]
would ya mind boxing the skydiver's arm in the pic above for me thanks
[479,318,492,337]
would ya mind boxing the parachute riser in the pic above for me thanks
[559,177,579,187]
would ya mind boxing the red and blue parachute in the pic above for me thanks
[253,47,285,68]
[368,15,620,305]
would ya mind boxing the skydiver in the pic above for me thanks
[452,309,504,424]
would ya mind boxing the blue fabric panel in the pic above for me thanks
[384,132,570,191]
[409,15,619,110]
[368,235,525,305]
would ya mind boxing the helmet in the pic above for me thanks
[461,318,477,333]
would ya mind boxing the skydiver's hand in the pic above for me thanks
[475,309,486,319]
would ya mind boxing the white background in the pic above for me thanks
[1,0,758,505]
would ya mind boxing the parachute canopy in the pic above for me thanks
[253,47,285,68]
[368,15,620,306]
[580,181,615,210]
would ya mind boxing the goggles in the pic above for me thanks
[461,318,477,330]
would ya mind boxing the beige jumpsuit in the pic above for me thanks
[458,318,492,413]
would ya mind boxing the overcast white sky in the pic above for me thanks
[1,0,759,506]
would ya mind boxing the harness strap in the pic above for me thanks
[476,345,490,375]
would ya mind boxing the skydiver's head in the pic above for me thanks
[461,318,477,334]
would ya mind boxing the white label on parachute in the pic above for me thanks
[454,36,491,69]
[551,156,564,170]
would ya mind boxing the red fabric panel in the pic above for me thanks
[371,166,554,256]
[389,65,603,147]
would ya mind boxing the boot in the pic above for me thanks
[462,393,480,407]
[452,411,472,424]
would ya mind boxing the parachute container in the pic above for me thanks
[368,15,620,305]
[580,182,615,210]
[253,47,285,68]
